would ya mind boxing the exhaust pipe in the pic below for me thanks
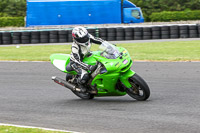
[52,76,81,92]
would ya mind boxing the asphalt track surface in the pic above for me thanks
[0,61,200,133]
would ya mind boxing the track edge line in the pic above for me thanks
[0,123,83,133]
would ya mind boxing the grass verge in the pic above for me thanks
[0,125,70,133]
[0,40,200,61]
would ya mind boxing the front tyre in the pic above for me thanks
[126,73,150,101]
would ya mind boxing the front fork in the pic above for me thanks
[119,69,135,88]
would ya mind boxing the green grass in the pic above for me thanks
[0,125,69,133]
[118,40,200,61]
[0,45,70,61]
[0,40,200,61]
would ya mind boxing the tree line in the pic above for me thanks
[0,0,26,17]
[130,0,200,21]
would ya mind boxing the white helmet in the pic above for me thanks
[72,26,90,45]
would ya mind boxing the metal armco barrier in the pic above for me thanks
[0,24,200,45]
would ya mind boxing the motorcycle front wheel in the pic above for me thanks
[126,73,150,101]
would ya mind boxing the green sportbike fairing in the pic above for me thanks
[50,41,150,100]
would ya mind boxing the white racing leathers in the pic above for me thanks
[68,34,104,85]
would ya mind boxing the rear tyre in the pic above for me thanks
[72,91,94,100]
[67,74,94,100]
[126,73,150,101]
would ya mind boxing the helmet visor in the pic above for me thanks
[75,34,89,43]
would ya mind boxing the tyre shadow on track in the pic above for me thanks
[54,98,152,113]
[55,97,152,106]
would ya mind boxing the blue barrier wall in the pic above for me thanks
[26,0,122,26]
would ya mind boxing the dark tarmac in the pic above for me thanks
[0,62,200,133]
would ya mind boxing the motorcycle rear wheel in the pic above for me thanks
[72,91,94,100]
[66,74,94,100]
[126,73,150,101]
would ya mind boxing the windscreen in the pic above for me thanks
[99,41,120,59]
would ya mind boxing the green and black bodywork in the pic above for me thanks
[50,42,150,100]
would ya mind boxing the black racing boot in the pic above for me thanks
[88,84,98,94]
[78,84,87,93]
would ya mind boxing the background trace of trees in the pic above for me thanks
[130,0,200,21]
[0,0,26,17]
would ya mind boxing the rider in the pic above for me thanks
[66,26,104,92]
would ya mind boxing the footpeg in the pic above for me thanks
[89,89,98,94]
[89,84,98,94]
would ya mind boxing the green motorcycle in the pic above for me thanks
[50,41,150,100]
